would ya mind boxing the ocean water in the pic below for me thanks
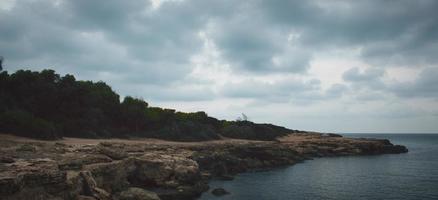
[199,134,438,200]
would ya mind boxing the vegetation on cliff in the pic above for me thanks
[0,69,298,141]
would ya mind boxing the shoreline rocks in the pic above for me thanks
[0,134,408,200]
[211,188,230,196]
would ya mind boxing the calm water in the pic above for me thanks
[199,134,438,200]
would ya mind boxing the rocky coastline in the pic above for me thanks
[0,133,408,200]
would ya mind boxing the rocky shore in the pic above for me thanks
[0,133,408,200]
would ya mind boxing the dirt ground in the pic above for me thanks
[0,133,272,147]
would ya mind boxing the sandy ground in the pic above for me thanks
[0,133,274,147]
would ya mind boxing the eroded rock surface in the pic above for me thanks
[0,133,407,200]
[211,188,229,196]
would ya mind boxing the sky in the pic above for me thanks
[1,0,438,133]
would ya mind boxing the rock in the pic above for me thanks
[58,159,83,170]
[79,171,111,200]
[0,156,14,163]
[85,160,133,193]
[326,133,342,137]
[0,133,408,200]
[333,147,348,153]
[81,154,113,165]
[191,151,243,176]
[58,154,113,170]
[18,170,66,188]
[77,195,97,200]
[0,176,19,195]
[200,172,211,179]
[156,182,208,200]
[131,154,201,187]
[80,171,98,195]
[217,174,234,181]
[119,187,160,200]
[211,188,229,196]
[0,166,67,199]
[16,144,37,152]
[97,145,128,160]
[383,144,408,154]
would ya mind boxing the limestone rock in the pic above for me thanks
[0,156,14,163]
[85,160,133,193]
[79,171,111,200]
[0,133,408,200]
[16,144,37,152]
[118,187,160,200]
[131,154,201,187]
[97,145,128,160]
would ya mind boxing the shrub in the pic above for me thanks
[0,110,59,139]
[221,121,290,141]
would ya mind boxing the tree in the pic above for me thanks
[120,96,148,133]
[0,56,3,71]
[0,68,293,141]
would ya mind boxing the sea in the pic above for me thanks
[199,134,438,200]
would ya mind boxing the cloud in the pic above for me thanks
[260,0,438,66]
[220,78,320,100]
[1,0,438,132]
[205,15,311,73]
[342,66,438,99]
[0,0,205,85]
[325,83,348,98]
[2,0,438,76]
[388,67,438,98]
[342,67,386,90]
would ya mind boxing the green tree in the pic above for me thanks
[120,96,148,133]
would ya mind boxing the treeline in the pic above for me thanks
[0,69,299,141]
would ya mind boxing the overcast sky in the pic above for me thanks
[1,0,438,133]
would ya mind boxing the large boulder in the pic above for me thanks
[129,153,207,200]
[130,153,201,187]
[84,160,134,193]
[0,159,68,199]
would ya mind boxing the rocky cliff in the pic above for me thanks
[0,133,407,200]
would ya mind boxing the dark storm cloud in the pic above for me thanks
[0,0,206,85]
[1,0,438,102]
[257,0,438,67]
[207,15,311,73]
[199,0,438,74]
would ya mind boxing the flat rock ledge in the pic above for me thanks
[0,134,407,200]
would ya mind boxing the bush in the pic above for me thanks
[152,121,219,141]
[0,110,59,140]
[0,69,295,141]
[221,121,290,141]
